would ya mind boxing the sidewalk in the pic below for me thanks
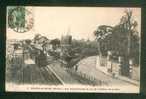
[76,56,139,87]
[96,62,139,86]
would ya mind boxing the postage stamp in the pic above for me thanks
[6,6,141,93]
[8,6,33,33]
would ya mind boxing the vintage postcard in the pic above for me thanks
[6,6,141,93]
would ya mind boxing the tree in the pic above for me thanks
[115,9,139,66]
[94,25,113,56]
[93,9,140,76]
[50,39,60,50]
[93,9,140,65]
[13,43,19,50]
[25,39,32,45]
[33,34,42,43]
[120,9,138,58]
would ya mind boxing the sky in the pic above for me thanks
[7,7,141,40]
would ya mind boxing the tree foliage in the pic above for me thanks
[94,9,140,64]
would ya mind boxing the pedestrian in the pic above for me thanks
[75,64,78,71]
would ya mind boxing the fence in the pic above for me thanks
[98,56,140,80]
[66,68,108,86]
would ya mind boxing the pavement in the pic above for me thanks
[96,64,139,86]
[95,57,139,86]
[77,56,139,86]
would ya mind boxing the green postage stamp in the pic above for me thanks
[8,6,33,33]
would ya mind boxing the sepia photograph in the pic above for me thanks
[6,6,141,93]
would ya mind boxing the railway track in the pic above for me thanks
[16,64,63,85]
[39,66,63,85]
[51,60,99,85]
[10,53,98,85]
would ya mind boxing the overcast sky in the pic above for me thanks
[7,7,141,40]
